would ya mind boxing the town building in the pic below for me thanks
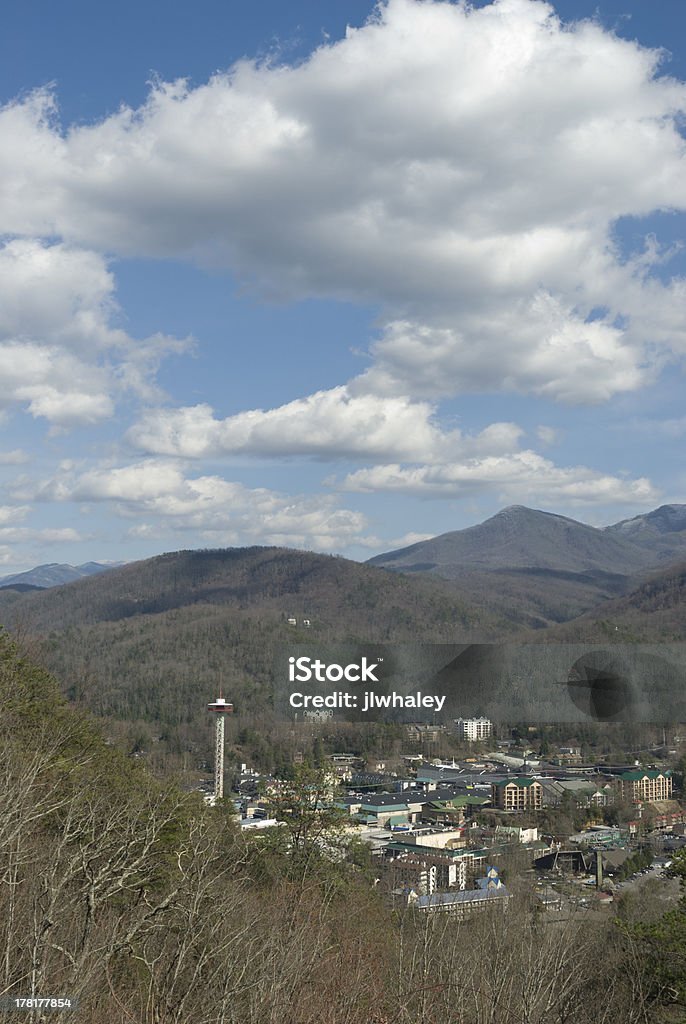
[421,795,489,826]
[387,851,467,894]
[406,723,446,743]
[413,886,509,916]
[455,717,492,742]
[540,778,610,808]
[491,776,543,812]
[352,794,425,828]
[612,769,673,804]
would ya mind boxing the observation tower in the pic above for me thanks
[207,695,233,801]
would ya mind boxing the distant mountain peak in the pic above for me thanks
[0,561,124,590]
[494,505,584,523]
[367,503,682,578]
[608,504,686,536]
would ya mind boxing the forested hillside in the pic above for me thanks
[0,546,505,636]
[3,544,686,772]
[531,562,686,642]
[0,547,509,766]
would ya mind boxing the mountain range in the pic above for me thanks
[367,504,686,628]
[368,504,686,575]
[0,561,123,590]
[0,503,684,739]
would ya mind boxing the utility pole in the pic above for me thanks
[207,694,233,802]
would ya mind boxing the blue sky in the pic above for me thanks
[1,0,686,573]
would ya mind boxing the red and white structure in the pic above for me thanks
[208,695,233,801]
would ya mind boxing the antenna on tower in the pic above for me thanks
[207,692,233,802]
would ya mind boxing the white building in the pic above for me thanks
[455,717,492,742]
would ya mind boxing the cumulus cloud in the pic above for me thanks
[354,298,651,403]
[33,459,371,551]
[0,0,682,564]
[1,0,686,402]
[127,390,657,511]
[340,451,658,506]
[128,388,524,462]
[0,239,186,426]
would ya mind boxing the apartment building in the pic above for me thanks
[491,776,543,812]
[613,769,673,804]
[455,717,492,742]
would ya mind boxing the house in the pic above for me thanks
[303,709,333,721]
[537,891,562,911]
[422,794,490,825]
[388,857,438,895]
[403,829,465,850]
[495,825,539,844]
[385,840,489,887]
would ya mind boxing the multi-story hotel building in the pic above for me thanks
[455,717,492,742]
[613,769,672,804]
[491,776,543,812]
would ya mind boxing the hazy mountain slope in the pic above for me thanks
[367,505,652,576]
[367,505,649,627]
[450,566,631,630]
[0,561,121,589]
[530,561,686,642]
[605,504,686,564]
[366,503,686,628]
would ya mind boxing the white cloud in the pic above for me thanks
[1,0,685,402]
[128,388,524,462]
[0,505,30,526]
[0,450,30,465]
[355,297,651,403]
[0,526,83,543]
[0,0,681,568]
[33,459,372,552]
[40,460,188,504]
[340,451,658,506]
[0,239,186,426]
[536,425,559,446]
[127,389,657,512]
